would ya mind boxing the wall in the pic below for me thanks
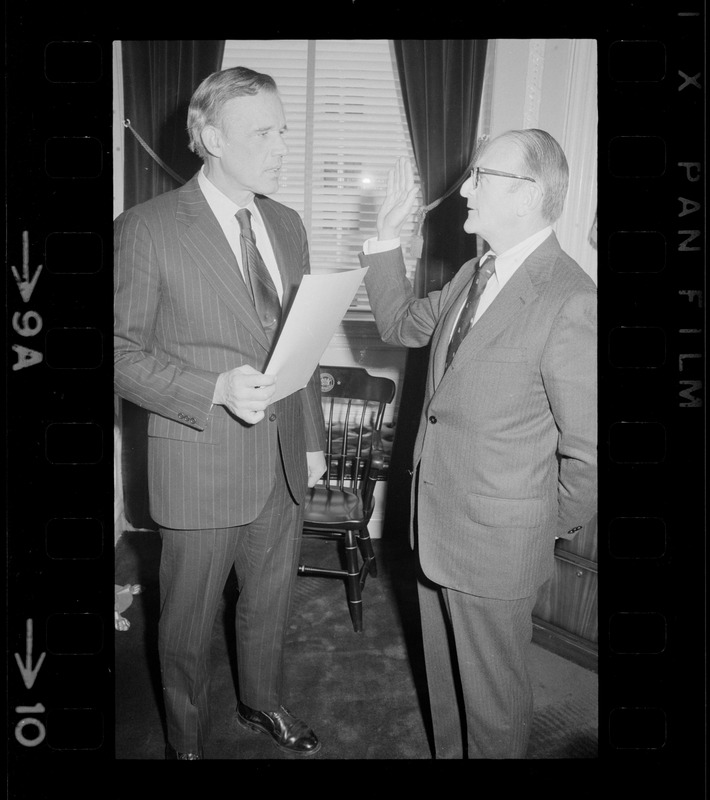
[488,39,598,281]
[113,43,126,543]
[113,41,124,222]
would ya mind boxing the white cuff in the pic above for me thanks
[363,236,401,254]
[212,372,227,405]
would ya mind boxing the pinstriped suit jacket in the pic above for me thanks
[361,233,597,600]
[114,174,325,530]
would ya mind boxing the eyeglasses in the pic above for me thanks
[470,167,536,190]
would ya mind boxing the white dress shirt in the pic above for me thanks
[364,226,552,333]
[464,227,552,323]
[198,167,284,300]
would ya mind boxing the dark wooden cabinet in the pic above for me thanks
[532,513,598,671]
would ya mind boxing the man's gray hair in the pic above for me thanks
[187,66,278,160]
[488,128,570,223]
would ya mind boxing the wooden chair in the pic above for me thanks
[298,366,396,632]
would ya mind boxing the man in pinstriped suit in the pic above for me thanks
[360,130,597,758]
[114,67,326,759]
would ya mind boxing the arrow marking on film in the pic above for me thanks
[14,619,46,690]
[10,231,43,303]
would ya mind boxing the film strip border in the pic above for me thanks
[599,7,705,775]
[4,8,706,792]
[6,37,114,775]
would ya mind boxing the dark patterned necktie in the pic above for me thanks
[236,208,281,342]
[445,255,497,370]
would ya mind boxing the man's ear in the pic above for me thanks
[517,181,543,218]
[200,125,222,159]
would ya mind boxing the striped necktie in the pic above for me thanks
[236,208,281,343]
[445,255,497,370]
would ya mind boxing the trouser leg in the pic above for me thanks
[445,588,537,759]
[232,466,304,710]
[158,526,238,754]
[416,575,466,759]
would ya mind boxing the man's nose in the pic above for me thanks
[460,175,474,197]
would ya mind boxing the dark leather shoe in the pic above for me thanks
[236,701,321,756]
[165,743,203,760]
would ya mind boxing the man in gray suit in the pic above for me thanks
[114,67,326,759]
[360,129,597,758]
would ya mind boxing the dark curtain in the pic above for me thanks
[394,39,489,296]
[122,40,226,208]
[383,40,489,539]
[118,40,225,529]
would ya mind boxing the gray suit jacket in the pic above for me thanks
[114,174,325,530]
[361,233,597,599]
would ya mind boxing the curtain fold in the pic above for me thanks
[382,41,489,539]
[394,39,488,296]
[122,40,225,209]
[117,40,225,532]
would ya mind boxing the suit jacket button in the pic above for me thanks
[178,412,185,420]
[269,413,277,422]
[429,415,437,424]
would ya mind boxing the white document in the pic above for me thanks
[266,267,369,402]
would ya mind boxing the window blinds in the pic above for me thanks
[221,40,422,313]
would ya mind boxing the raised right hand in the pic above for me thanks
[215,364,276,425]
[376,157,418,241]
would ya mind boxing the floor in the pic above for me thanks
[115,530,598,761]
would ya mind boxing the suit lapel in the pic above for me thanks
[256,196,303,312]
[430,259,479,388]
[177,177,270,351]
[458,266,536,359]
[434,234,562,385]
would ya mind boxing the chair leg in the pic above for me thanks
[343,530,363,633]
[356,527,378,580]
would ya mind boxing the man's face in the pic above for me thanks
[459,138,526,243]
[208,90,288,203]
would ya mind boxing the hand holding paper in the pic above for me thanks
[266,267,368,403]
[215,364,276,424]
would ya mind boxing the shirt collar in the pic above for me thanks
[197,167,263,228]
[482,226,552,284]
